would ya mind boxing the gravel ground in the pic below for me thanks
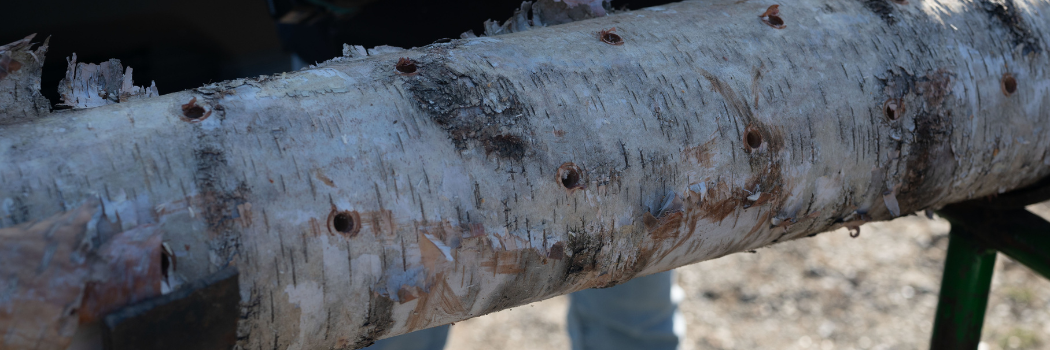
[446,205,1050,350]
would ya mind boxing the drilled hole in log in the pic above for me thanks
[558,163,584,190]
[396,57,417,75]
[599,28,623,46]
[745,129,763,149]
[328,210,361,237]
[184,106,205,119]
[759,5,786,29]
[180,97,210,121]
[883,98,903,121]
[1001,73,1017,96]
[333,213,354,232]
[561,169,580,188]
[765,15,784,27]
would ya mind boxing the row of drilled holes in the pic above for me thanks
[324,43,1016,237]
[882,73,1017,121]
[324,132,763,236]
[323,67,1019,234]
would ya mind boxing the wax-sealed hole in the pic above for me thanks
[599,28,624,46]
[328,210,361,236]
[557,163,584,190]
[396,57,417,75]
[745,129,763,149]
[1001,73,1017,96]
[883,98,903,121]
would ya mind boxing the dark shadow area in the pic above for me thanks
[1,0,678,106]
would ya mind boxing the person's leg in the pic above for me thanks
[567,270,685,350]
[359,324,450,350]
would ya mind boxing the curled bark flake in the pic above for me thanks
[656,190,684,217]
[883,191,901,217]
[759,4,780,17]
[748,192,773,207]
[759,5,786,29]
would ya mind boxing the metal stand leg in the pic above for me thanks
[929,194,1050,350]
[930,227,997,350]
[937,207,1050,280]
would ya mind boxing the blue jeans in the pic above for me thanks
[364,271,682,350]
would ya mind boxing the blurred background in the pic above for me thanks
[4,1,1048,349]
[0,0,669,108]
[448,207,1050,350]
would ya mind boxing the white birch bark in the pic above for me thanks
[2,0,1050,349]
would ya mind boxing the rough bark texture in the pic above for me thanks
[2,0,1050,349]
[0,34,50,125]
[56,54,159,109]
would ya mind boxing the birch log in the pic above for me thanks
[2,0,1050,349]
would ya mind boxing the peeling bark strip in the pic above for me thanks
[58,54,159,109]
[2,0,1050,349]
[0,203,167,349]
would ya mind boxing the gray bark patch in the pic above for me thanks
[403,57,532,161]
[979,0,1041,55]
[878,69,957,212]
[353,292,395,348]
[193,145,230,229]
[192,144,250,233]
[192,122,248,272]
[565,229,604,276]
[478,249,548,316]
[858,0,897,25]
[900,111,954,211]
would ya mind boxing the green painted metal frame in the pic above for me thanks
[929,177,1050,350]
[929,226,997,349]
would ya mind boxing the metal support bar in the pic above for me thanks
[103,266,240,350]
[927,177,1050,350]
[937,206,1050,280]
[930,227,997,350]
